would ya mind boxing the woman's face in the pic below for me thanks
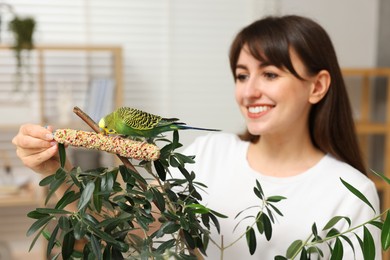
[234,46,316,138]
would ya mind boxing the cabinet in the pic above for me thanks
[0,44,123,259]
[343,68,390,259]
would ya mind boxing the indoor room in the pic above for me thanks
[0,0,389,259]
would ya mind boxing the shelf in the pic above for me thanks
[0,44,124,259]
[343,68,390,259]
[0,184,40,207]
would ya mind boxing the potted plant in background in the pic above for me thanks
[8,15,35,91]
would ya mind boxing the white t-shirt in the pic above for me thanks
[172,133,381,259]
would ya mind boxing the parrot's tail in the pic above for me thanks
[179,125,221,132]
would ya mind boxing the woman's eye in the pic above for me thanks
[263,72,279,80]
[236,74,249,82]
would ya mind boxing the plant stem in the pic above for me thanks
[291,209,389,259]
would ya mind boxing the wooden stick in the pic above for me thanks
[72,106,146,189]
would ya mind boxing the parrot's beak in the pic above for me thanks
[98,118,107,135]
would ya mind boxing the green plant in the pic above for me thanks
[26,107,389,259]
[8,16,35,90]
[274,172,390,260]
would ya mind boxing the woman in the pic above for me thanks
[12,15,381,259]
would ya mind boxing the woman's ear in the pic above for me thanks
[309,70,330,104]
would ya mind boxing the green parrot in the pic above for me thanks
[98,107,220,139]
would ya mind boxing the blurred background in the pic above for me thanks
[0,0,388,259]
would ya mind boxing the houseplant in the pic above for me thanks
[8,15,35,91]
[26,107,389,259]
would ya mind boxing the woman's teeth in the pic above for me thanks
[248,106,272,113]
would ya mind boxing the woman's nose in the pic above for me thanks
[243,77,262,98]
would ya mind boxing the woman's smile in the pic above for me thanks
[247,105,274,119]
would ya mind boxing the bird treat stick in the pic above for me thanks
[53,129,160,161]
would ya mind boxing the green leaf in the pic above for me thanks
[154,160,166,181]
[307,246,324,257]
[330,238,343,260]
[299,247,308,260]
[340,235,355,255]
[26,215,54,236]
[151,187,165,212]
[55,167,67,180]
[90,234,103,260]
[111,248,124,260]
[58,143,66,168]
[28,226,46,252]
[286,240,303,258]
[88,225,121,247]
[261,214,272,241]
[169,155,180,168]
[78,181,95,211]
[156,239,175,253]
[103,245,111,260]
[340,178,376,213]
[253,187,263,200]
[58,216,70,232]
[266,196,287,203]
[355,233,364,253]
[47,224,59,258]
[62,230,75,260]
[371,170,390,184]
[274,256,288,260]
[185,203,210,214]
[39,174,55,186]
[173,152,195,164]
[27,210,49,219]
[363,226,375,260]
[255,180,264,197]
[246,226,256,255]
[326,228,340,237]
[268,203,284,217]
[209,209,228,219]
[36,208,71,215]
[55,190,79,210]
[256,215,264,234]
[162,222,181,234]
[173,130,179,145]
[209,212,222,234]
[73,221,87,240]
[312,223,318,239]
[183,230,195,249]
[368,220,383,230]
[93,178,103,212]
[45,174,66,205]
[382,210,390,250]
[323,216,351,230]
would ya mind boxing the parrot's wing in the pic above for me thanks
[117,107,181,130]
[157,117,183,127]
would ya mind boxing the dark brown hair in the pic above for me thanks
[229,15,366,174]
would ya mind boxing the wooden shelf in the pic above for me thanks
[0,191,39,207]
[342,67,390,260]
[0,44,124,259]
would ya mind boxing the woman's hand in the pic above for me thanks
[12,124,65,175]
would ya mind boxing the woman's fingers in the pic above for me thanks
[12,124,61,175]
[16,146,58,171]
[12,124,55,148]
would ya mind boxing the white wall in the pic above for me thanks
[1,0,380,148]
[278,0,379,68]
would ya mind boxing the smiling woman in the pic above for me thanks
[169,15,382,259]
[11,14,384,260]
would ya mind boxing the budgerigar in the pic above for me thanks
[98,107,220,139]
